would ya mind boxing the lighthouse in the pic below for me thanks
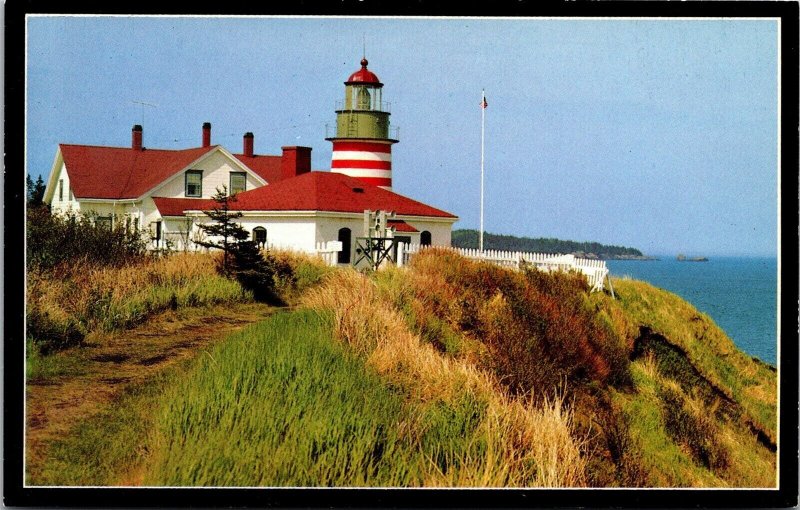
[327,57,398,189]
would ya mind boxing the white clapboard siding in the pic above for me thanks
[396,243,609,293]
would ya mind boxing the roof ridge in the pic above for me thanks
[60,143,213,153]
[232,153,281,158]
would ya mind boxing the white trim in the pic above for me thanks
[331,151,392,162]
[217,146,269,185]
[138,146,267,200]
[183,209,458,223]
[44,145,269,204]
[42,148,64,205]
[77,198,142,205]
[331,168,392,179]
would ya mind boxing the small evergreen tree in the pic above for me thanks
[195,186,249,274]
[195,186,283,304]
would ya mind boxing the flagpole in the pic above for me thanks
[480,89,485,254]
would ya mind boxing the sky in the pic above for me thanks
[25,16,780,257]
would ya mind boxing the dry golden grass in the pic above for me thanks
[302,269,586,487]
[27,252,248,352]
[639,352,660,380]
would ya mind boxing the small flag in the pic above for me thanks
[481,96,488,109]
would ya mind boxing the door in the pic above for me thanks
[337,228,352,264]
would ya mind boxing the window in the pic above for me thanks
[59,179,64,201]
[96,216,112,230]
[337,228,352,264]
[125,216,140,233]
[150,221,162,241]
[420,231,432,246]
[230,172,247,195]
[356,86,371,109]
[185,170,203,197]
[69,189,74,201]
[253,227,267,249]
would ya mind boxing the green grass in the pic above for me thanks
[32,368,179,486]
[269,250,338,304]
[26,340,87,381]
[33,307,531,487]
[29,256,777,488]
[593,279,777,442]
[27,253,253,353]
[415,390,490,479]
[612,361,724,487]
[97,277,247,332]
[145,309,424,486]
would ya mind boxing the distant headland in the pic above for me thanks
[451,229,656,260]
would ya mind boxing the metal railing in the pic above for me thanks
[334,100,391,113]
[325,122,399,141]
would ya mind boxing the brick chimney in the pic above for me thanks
[202,122,211,147]
[280,146,312,180]
[243,132,254,157]
[132,125,143,151]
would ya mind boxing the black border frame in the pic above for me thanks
[5,2,798,507]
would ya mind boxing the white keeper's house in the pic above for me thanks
[43,57,458,263]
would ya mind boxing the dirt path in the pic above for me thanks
[25,302,277,484]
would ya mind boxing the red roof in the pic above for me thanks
[152,197,213,217]
[346,58,382,86]
[159,171,456,219]
[388,219,419,233]
[59,144,215,200]
[232,154,282,183]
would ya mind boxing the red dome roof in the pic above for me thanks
[346,58,382,85]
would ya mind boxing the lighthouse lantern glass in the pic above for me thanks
[347,85,383,112]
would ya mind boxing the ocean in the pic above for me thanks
[606,257,778,365]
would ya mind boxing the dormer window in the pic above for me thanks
[185,170,203,198]
[230,172,246,195]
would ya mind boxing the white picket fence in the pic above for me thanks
[315,241,343,266]
[397,243,609,292]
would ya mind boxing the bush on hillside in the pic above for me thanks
[268,249,337,302]
[405,249,632,400]
[27,207,147,271]
[229,240,286,305]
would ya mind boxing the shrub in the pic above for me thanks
[229,241,283,305]
[405,249,632,400]
[27,208,147,271]
[262,249,334,303]
[25,306,85,355]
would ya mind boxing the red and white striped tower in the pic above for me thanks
[327,58,398,189]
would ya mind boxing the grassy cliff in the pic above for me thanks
[26,249,776,487]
